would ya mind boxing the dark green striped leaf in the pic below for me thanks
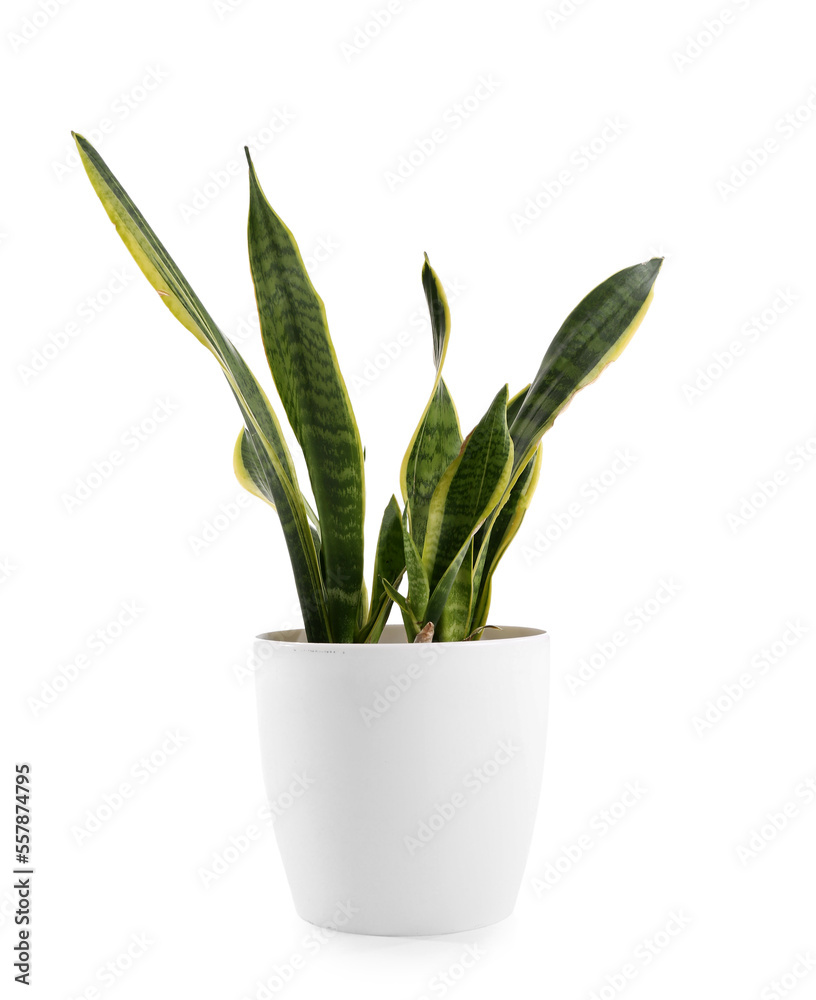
[422,385,513,593]
[506,383,532,427]
[469,383,530,579]
[436,542,473,641]
[510,258,662,480]
[469,260,663,621]
[246,151,365,643]
[423,531,475,630]
[368,495,403,614]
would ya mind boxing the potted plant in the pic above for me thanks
[73,132,662,936]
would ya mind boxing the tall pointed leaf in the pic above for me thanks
[510,258,662,480]
[472,258,663,600]
[245,151,365,643]
[400,255,462,549]
[72,132,330,640]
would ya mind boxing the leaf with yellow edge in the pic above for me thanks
[472,259,663,624]
[400,254,462,550]
[246,151,365,642]
[509,259,662,483]
[421,386,513,627]
[72,132,330,640]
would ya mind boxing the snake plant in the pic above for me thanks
[72,132,662,643]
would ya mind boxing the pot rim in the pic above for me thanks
[255,623,547,651]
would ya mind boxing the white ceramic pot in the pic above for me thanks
[254,624,549,936]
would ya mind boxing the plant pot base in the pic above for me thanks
[296,905,515,938]
[255,625,549,937]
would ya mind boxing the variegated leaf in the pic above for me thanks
[246,151,365,642]
[72,132,330,640]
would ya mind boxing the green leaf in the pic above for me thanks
[235,429,322,566]
[510,258,662,480]
[246,150,365,643]
[422,384,513,592]
[403,380,461,551]
[356,496,404,643]
[357,572,405,643]
[233,425,322,542]
[356,579,369,631]
[470,444,542,631]
[469,383,530,575]
[469,260,663,614]
[436,541,473,642]
[72,132,330,641]
[380,578,419,636]
[506,383,532,426]
[423,531,476,630]
[368,495,404,613]
[424,251,449,369]
[400,255,462,550]
[401,505,429,621]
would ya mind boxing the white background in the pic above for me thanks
[3,0,815,996]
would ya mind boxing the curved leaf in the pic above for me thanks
[72,132,330,641]
[510,258,662,480]
[400,255,462,548]
[472,258,663,604]
[233,425,322,553]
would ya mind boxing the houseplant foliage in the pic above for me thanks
[73,133,662,644]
